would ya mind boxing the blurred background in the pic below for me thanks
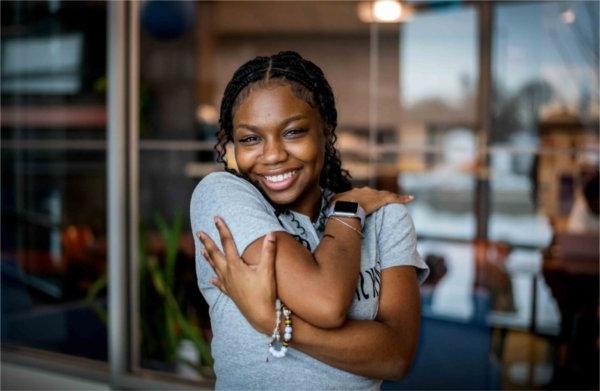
[1,1,598,389]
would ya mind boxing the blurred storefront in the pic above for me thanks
[2,1,598,389]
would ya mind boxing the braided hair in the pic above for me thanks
[214,51,352,194]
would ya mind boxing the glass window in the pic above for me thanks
[389,3,591,388]
[1,1,108,361]
[391,9,511,388]
[399,7,478,241]
[489,0,599,334]
[490,1,599,247]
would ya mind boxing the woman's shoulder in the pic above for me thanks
[198,170,250,188]
[191,171,266,207]
[373,202,411,224]
[194,171,255,195]
[368,202,416,238]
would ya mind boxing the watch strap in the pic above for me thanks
[325,201,366,227]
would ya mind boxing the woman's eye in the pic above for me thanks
[284,128,307,138]
[238,135,260,144]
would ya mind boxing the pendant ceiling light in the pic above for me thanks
[357,0,413,23]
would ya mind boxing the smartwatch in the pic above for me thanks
[325,201,366,228]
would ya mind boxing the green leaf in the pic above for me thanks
[84,272,107,325]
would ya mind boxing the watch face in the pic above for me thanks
[334,201,359,214]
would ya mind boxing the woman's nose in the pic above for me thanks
[261,138,288,164]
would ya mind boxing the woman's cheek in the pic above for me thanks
[294,139,321,163]
[234,148,257,172]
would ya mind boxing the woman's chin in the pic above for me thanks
[263,190,299,207]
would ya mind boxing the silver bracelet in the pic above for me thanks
[330,217,365,238]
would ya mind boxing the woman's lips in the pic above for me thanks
[259,170,299,191]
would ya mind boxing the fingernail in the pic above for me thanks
[267,232,275,242]
[214,216,219,225]
[407,195,414,200]
[198,231,206,239]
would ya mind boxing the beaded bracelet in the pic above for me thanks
[268,299,293,358]
[282,304,292,348]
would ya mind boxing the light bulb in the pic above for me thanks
[373,0,402,23]
[560,8,575,24]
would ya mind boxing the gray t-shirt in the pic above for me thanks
[190,172,429,390]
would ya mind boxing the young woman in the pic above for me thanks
[191,51,428,389]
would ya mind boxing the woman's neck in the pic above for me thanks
[288,185,322,222]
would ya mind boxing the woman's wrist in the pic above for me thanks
[253,306,277,335]
[327,216,364,238]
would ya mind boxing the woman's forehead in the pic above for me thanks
[233,84,319,126]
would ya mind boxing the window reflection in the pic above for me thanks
[398,7,478,241]
[489,2,598,388]
[2,34,84,94]
[491,1,599,249]
[1,1,108,361]
[2,1,596,389]
[401,7,477,118]
[137,1,596,387]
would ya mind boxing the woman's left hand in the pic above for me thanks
[197,217,277,335]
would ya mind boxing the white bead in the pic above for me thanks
[284,333,292,341]
[284,326,292,333]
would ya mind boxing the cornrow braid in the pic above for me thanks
[215,51,352,194]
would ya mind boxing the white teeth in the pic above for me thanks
[265,171,296,183]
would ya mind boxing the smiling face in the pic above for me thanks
[232,83,326,218]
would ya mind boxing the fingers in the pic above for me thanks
[396,194,414,203]
[258,232,277,273]
[202,243,228,295]
[383,191,413,204]
[214,216,241,260]
[197,231,227,275]
[383,194,412,207]
[210,277,229,296]
[201,246,222,283]
[371,192,415,213]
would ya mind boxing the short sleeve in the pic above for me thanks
[190,172,286,306]
[377,203,429,284]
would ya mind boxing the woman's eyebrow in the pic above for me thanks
[236,114,307,132]
[236,123,259,131]
[279,114,306,127]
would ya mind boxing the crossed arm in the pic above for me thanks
[197,186,410,329]
[198,219,421,380]
[282,266,421,380]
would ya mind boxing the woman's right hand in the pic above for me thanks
[332,187,414,215]
[197,217,278,335]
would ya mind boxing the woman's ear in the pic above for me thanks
[224,141,239,172]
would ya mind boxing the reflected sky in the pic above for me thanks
[495,1,599,108]
[402,1,599,116]
[402,7,476,106]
